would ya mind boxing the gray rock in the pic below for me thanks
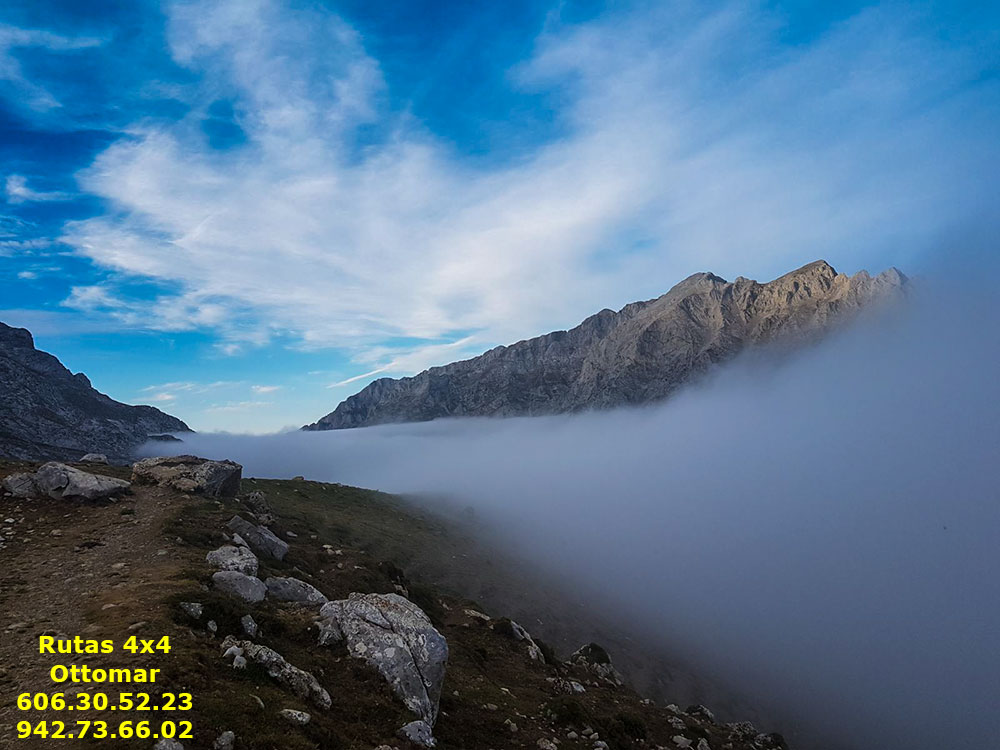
[507,619,545,663]
[232,655,247,669]
[318,592,448,725]
[207,545,259,576]
[241,614,258,638]
[278,708,311,725]
[132,456,242,497]
[153,740,184,750]
[0,321,189,462]
[31,462,130,501]
[243,490,275,526]
[80,453,108,464]
[568,643,623,686]
[397,720,436,747]
[226,515,289,560]
[2,473,38,498]
[220,636,330,709]
[179,602,203,620]
[212,731,235,750]
[303,261,907,430]
[265,576,328,606]
[686,705,716,722]
[212,571,267,602]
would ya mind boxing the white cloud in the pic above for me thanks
[329,336,482,387]
[206,400,271,413]
[0,26,101,111]
[5,175,71,204]
[59,0,1000,374]
[251,384,281,393]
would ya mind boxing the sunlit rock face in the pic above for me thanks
[305,260,906,430]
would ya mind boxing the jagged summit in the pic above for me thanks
[0,321,190,461]
[304,260,907,431]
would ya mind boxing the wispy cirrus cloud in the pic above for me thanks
[0,25,102,111]
[55,0,998,373]
[251,384,281,394]
[5,175,71,204]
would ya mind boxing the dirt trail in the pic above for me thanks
[0,467,198,745]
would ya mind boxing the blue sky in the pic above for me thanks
[0,0,997,432]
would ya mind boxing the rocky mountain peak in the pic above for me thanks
[304,259,907,431]
[0,321,34,349]
[0,321,190,461]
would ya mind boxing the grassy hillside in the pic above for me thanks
[0,460,786,749]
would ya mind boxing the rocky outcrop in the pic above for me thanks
[220,636,331,709]
[305,261,906,430]
[2,462,130,501]
[226,515,289,560]
[0,321,189,460]
[131,456,242,497]
[318,592,448,726]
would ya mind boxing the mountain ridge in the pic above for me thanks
[304,260,907,431]
[0,321,190,461]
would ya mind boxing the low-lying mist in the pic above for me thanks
[148,283,1000,750]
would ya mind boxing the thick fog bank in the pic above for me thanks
[151,286,1000,750]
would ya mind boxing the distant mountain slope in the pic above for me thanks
[0,322,190,460]
[304,260,906,430]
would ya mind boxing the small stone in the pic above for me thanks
[241,614,258,638]
[101,603,117,610]
[538,740,559,750]
[111,562,127,570]
[232,655,247,669]
[483,703,498,711]
[207,620,218,634]
[50,529,63,537]
[252,694,265,709]
[224,645,244,660]
[686,705,716,723]
[567,732,579,740]
[286,531,298,538]
[154,740,185,750]
[128,621,148,631]
[672,738,693,749]
[179,602,203,619]
[279,708,311,726]
[213,730,235,750]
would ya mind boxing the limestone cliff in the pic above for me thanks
[304,260,906,430]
